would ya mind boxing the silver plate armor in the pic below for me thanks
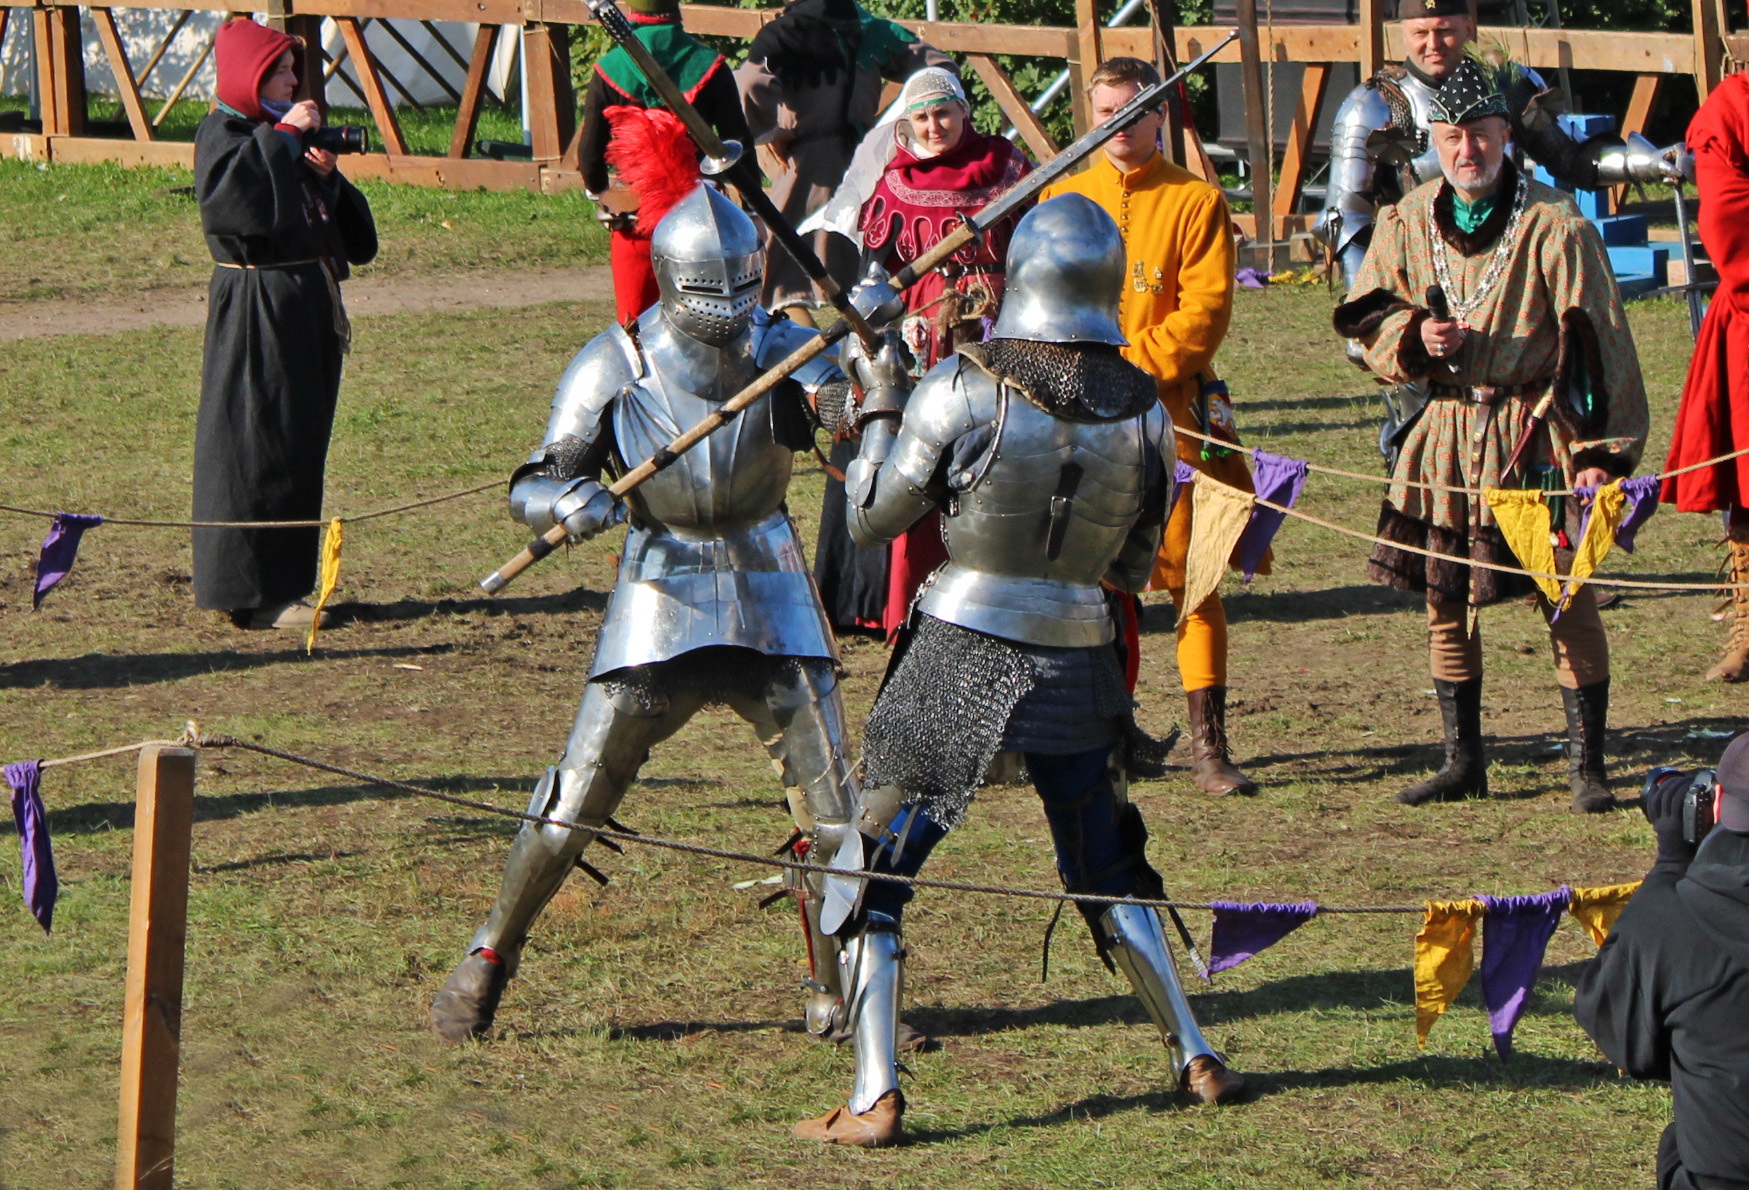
[652,184,764,347]
[511,306,840,678]
[848,356,1171,648]
[991,193,1127,346]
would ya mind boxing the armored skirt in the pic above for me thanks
[190,111,376,613]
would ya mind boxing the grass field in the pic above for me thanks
[0,103,609,305]
[0,233,1734,1188]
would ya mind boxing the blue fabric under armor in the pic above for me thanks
[862,745,1135,924]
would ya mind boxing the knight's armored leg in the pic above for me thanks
[431,676,701,1042]
[727,659,860,1036]
[1030,748,1245,1105]
[793,805,945,1146]
[1399,599,1487,805]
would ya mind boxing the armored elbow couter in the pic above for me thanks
[1590,133,1689,187]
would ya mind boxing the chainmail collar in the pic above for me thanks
[957,339,1158,424]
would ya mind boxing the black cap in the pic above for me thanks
[1426,57,1512,124]
[1397,0,1472,17]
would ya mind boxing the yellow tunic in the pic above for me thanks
[1042,152,1257,590]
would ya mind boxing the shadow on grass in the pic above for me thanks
[1241,714,1745,787]
[0,643,455,690]
[324,586,606,625]
[17,774,528,835]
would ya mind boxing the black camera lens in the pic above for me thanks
[308,126,368,155]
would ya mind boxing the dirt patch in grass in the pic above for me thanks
[0,285,1728,1188]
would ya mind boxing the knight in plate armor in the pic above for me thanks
[792,195,1247,1148]
[429,183,867,1045]
[1316,0,1675,294]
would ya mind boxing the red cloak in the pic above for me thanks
[1662,72,1749,512]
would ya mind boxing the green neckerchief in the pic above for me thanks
[216,100,252,121]
[595,22,721,107]
[1452,191,1498,234]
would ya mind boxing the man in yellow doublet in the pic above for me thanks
[1042,56,1258,795]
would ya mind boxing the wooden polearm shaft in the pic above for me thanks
[478,33,1236,594]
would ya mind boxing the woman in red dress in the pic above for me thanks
[824,67,1031,638]
[1663,72,1749,680]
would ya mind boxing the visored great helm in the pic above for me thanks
[992,194,1127,346]
[651,184,764,347]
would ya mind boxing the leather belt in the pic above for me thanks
[215,259,320,269]
[1430,380,1550,406]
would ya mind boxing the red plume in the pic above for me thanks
[603,106,703,229]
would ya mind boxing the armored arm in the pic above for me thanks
[1514,74,1684,191]
[1316,84,1391,292]
[1106,405,1173,593]
[845,360,970,549]
[507,332,634,541]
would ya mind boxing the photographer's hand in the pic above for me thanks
[1642,768,1702,867]
[304,147,337,177]
[281,99,322,135]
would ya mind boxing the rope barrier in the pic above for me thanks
[1171,422,1749,499]
[34,724,1634,917]
[0,478,500,530]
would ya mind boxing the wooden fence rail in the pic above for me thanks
[1,0,1732,237]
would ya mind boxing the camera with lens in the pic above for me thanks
[1642,766,1722,845]
[308,125,369,155]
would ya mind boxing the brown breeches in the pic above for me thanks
[1426,587,1610,689]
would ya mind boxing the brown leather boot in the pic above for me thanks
[1182,1055,1247,1104]
[430,951,509,1043]
[1186,687,1257,796]
[1708,529,1749,682]
[793,1090,905,1147]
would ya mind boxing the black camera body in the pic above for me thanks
[1643,767,1721,845]
[308,126,368,155]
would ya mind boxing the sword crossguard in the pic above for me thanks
[700,140,744,176]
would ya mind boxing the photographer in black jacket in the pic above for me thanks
[1574,734,1749,1190]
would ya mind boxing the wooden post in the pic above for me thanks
[522,21,575,163]
[91,9,155,142]
[1358,0,1383,82]
[1236,0,1274,266]
[1694,0,1723,99]
[968,53,1058,160]
[1142,0,1185,167]
[1273,63,1328,229]
[33,5,87,137]
[336,16,410,155]
[115,746,196,1190]
[1068,0,1103,135]
[449,23,501,159]
[1612,73,1660,208]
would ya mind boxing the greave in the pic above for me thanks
[842,915,905,1115]
[1099,903,1216,1080]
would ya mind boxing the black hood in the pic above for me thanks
[1678,827,1749,950]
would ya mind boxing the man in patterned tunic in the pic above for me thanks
[1332,59,1648,813]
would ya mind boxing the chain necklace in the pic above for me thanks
[1430,171,1530,322]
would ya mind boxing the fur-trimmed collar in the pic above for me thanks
[1432,158,1519,256]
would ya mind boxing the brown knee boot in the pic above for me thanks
[1708,527,1749,682]
[1186,687,1257,796]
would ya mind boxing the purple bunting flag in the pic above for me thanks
[33,513,103,610]
[1476,887,1570,1059]
[1235,267,1270,290]
[1207,900,1320,976]
[1164,459,1198,525]
[5,760,57,934]
[1236,450,1309,580]
[1614,474,1661,553]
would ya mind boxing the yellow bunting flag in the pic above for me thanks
[1568,881,1641,946]
[1483,489,1561,604]
[307,517,343,655]
[1414,898,1485,1046]
[1180,475,1254,617]
[1561,481,1626,609]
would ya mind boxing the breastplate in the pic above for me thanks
[1395,70,1445,186]
[920,372,1152,648]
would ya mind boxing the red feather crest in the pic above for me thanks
[603,106,703,229]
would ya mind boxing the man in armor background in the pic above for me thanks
[1332,59,1648,813]
[1043,57,1260,798]
[429,183,866,1046]
[792,195,1247,1148]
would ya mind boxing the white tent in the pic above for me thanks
[0,10,520,112]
